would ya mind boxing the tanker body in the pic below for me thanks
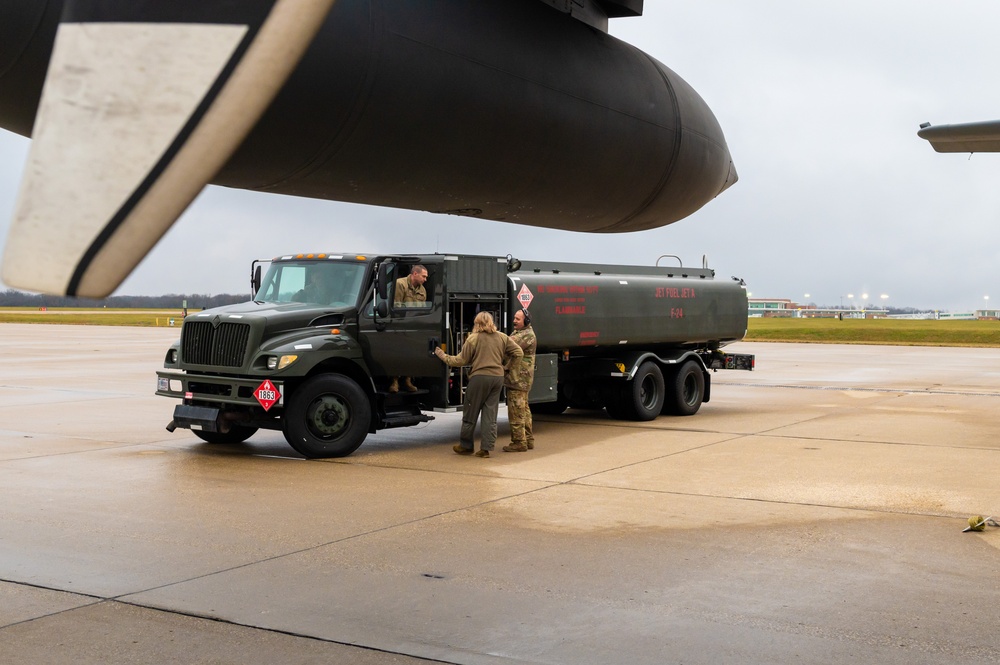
[509,259,752,420]
[511,262,748,352]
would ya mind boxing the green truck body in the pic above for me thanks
[156,253,753,458]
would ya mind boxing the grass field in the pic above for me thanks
[3,308,999,347]
[746,317,1000,347]
[0,308,185,327]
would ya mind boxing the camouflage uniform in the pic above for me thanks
[390,275,427,392]
[394,276,426,305]
[504,324,536,450]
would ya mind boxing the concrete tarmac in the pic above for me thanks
[1,324,999,664]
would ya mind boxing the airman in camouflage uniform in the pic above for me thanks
[393,265,427,306]
[503,308,536,452]
[389,264,428,393]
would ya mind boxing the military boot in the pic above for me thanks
[403,377,418,392]
[388,377,399,393]
[503,444,528,452]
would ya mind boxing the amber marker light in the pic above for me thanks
[331,328,341,334]
[355,255,367,261]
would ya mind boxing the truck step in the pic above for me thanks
[380,412,434,429]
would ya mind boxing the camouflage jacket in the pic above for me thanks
[504,325,536,391]
[394,276,426,306]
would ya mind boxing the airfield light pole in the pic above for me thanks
[985,295,990,316]
[880,294,889,314]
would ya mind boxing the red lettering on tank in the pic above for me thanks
[556,306,586,315]
[656,287,696,299]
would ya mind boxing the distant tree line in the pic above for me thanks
[0,289,248,309]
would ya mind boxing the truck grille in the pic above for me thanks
[181,321,251,367]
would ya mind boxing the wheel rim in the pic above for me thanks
[681,373,699,406]
[305,394,351,439]
[639,375,658,410]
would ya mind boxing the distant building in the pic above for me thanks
[749,298,886,319]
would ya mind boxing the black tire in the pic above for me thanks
[193,425,258,444]
[616,361,664,421]
[283,375,371,458]
[663,360,705,416]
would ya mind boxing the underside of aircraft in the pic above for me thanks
[918,120,1000,153]
[0,0,737,297]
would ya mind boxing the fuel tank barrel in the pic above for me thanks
[509,262,748,352]
[217,0,737,233]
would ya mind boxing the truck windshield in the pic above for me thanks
[256,261,367,307]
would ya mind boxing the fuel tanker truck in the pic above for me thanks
[156,253,753,458]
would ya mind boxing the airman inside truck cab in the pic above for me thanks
[389,264,430,393]
[393,264,429,308]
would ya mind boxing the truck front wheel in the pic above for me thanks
[284,375,371,458]
[663,360,705,416]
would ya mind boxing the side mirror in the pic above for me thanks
[251,264,262,297]
[376,300,389,319]
[376,263,393,300]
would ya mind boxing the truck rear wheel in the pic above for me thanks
[283,375,371,458]
[663,360,705,416]
[193,425,258,444]
[611,361,664,421]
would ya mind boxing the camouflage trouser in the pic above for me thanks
[507,389,533,447]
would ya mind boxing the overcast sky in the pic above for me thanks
[2,0,999,310]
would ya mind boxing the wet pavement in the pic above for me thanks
[1,325,999,664]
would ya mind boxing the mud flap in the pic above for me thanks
[171,405,222,432]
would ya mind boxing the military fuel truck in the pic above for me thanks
[156,253,753,458]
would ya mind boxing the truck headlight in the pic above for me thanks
[267,354,298,370]
[165,348,178,364]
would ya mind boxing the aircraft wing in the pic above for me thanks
[917,120,1000,153]
[1,0,335,297]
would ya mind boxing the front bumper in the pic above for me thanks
[156,369,285,409]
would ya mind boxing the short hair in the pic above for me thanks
[410,264,427,275]
[472,311,497,334]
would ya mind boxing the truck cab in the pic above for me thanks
[157,253,514,458]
